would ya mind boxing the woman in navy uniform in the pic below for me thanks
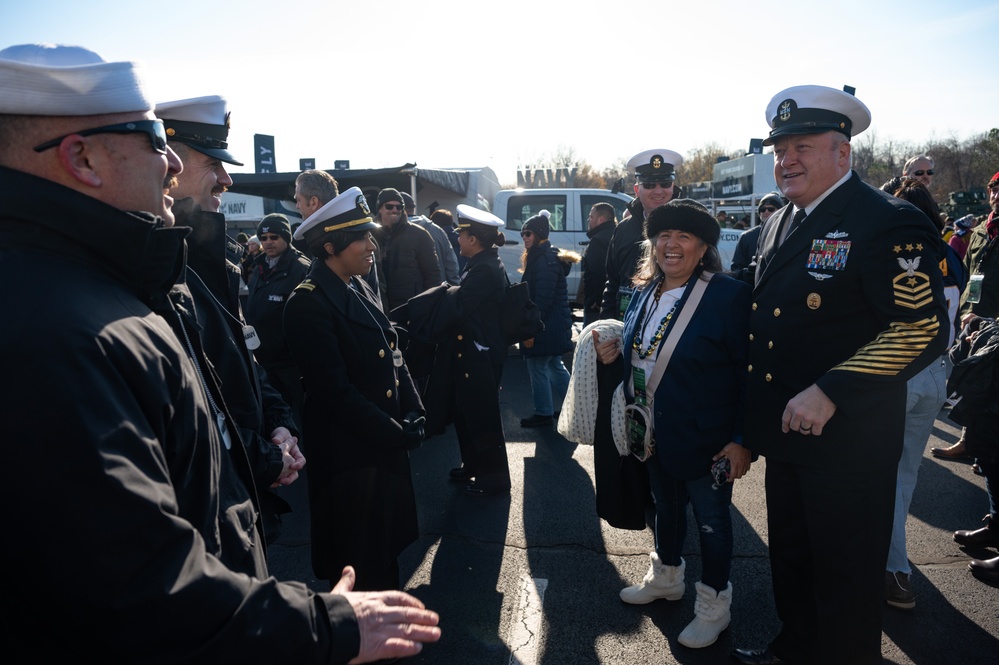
[423,205,512,496]
[284,187,424,591]
[595,199,751,649]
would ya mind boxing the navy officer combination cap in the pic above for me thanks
[155,95,243,165]
[455,204,504,229]
[762,85,871,146]
[627,149,683,183]
[294,186,378,244]
[0,43,152,115]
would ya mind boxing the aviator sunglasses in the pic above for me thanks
[912,170,934,177]
[33,119,168,154]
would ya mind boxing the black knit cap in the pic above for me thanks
[521,211,551,241]
[257,213,292,244]
[758,192,784,210]
[645,199,720,247]
[376,188,404,209]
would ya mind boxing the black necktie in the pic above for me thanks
[789,208,806,233]
[782,208,806,245]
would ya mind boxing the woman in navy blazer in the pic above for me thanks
[595,199,751,648]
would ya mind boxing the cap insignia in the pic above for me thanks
[651,155,663,170]
[779,99,795,122]
[357,194,371,215]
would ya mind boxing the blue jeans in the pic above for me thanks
[647,455,733,592]
[888,359,947,574]
[525,355,570,417]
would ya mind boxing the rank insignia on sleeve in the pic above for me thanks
[806,239,851,271]
[893,255,932,309]
[294,280,316,292]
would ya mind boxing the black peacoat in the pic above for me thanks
[283,260,422,588]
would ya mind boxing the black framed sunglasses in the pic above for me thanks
[383,203,404,211]
[759,206,777,213]
[640,181,673,190]
[912,169,934,176]
[521,230,534,238]
[33,119,168,154]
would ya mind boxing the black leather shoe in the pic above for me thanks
[449,465,474,481]
[731,648,785,665]
[463,479,511,497]
[969,556,999,583]
[520,414,554,428]
[954,515,999,548]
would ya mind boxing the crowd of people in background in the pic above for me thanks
[4,40,997,664]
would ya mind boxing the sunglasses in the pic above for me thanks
[259,234,283,241]
[640,181,673,190]
[759,206,777,213]
[521,231,534,238]
[383,203,404,211]
[33,119,168,154]
[912,170,934,176]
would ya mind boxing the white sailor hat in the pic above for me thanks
[294,186,378,243]
[455,204,504,229]
[627,149,683,182]
[763,85,871,146]
[155,95,243,166]
[0,43,151,115]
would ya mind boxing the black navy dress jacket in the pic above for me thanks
[745,172,949,469]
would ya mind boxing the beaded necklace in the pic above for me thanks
[632,278,680,359]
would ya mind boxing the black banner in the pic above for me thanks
[254,134,275,174]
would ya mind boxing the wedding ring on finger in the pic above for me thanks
[799,424,812,434]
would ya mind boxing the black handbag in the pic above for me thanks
[500,279,544,345]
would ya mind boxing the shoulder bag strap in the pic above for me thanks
[646,271,714,395]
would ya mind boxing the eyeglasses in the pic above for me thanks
[259,234,282,241]
[33,119,168,154]
[912,170,934,177]
[759,206,777,213]
[988,183,999,192]
[383,203,404,211]
[521,231,534,238]
[640,181,673,190]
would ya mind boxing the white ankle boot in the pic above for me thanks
[619,553,685,604]
[678,581,732,648]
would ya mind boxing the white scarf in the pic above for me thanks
[557,319,629,455]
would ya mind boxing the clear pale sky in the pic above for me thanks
[2,0,996,185]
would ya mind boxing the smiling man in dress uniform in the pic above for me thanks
[600,148,683,319]
[731,86,948,665]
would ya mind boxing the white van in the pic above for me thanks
[492,188,633,303]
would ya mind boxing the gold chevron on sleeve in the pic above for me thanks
[893,271,933,309]
[831,316,940,376]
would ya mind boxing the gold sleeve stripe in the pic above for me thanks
[831,316,940,376]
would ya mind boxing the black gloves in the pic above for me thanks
[400,411,425,450]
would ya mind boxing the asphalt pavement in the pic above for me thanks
[266,350,999,665]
